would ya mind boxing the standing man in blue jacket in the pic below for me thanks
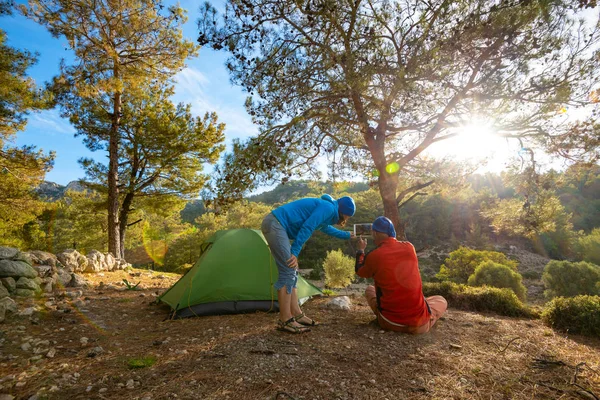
[261,194,356,333]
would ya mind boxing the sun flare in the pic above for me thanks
[426,119,515,172]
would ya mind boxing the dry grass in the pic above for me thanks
[0,268,598,400]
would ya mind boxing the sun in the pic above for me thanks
[425,119,515,172]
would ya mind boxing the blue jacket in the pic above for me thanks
[272,194,351,257]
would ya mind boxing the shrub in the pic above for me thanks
[542,260,600,298]
[576,228,600,265]
[323,249,355,288]
[542,295,600,337]
[423,281,535,318]
[467,261,527,301]
[437,246,518,283]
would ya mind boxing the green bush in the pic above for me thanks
[542,260,600,298]
[542,295,600,337]
[423,281,534,318]
[576,228,600,265]
[437,246,518,283]
[323,249,355,288]
[467,261,527,301]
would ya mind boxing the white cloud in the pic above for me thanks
[28,110,75,135]
[173,66,258,142]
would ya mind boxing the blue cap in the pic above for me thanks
[372,216,396,238]
[337,196,356,217]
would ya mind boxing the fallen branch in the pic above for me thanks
[489,337,520,354]
[571,362,599,400]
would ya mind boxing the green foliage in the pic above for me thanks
[437,246,518,284]
[127,355,157,369]
[423,281,534,318]
[323,249,355,289]
[542,295,600,337]
[23,0,199,258]
[542,260,600,298]
[198,0,599,233]
[321,289,337,296]
[122,279,140,291]
[0,21,54,248]
[467,261,527,301]
[575,228,600,265]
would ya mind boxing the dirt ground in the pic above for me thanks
[0,269,599,400]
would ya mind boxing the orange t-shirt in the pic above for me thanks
[356,238,430,326]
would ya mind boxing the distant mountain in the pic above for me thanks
[36,180,86,201]
[248,180,370,205]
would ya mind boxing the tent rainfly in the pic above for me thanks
[159,229,322,319]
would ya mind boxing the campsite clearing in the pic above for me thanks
[0,269,598,400]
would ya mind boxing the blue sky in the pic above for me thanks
[1,0,255,186]
[2,2,596,187]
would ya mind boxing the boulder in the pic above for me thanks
[105,253,116,271]
[15,288,35,297]
[0,284,8,299]
[1,277,16,293]
[0,296,17,314]
[115,259,131,270]
[56,269,72,287]
[85,250,105,272]
[325,296,352,311]
[16,277,41,292]
[0,246,18,260]
[0,259,38,279]
[56,249,88,272]
[33,265,54,278]
[41,279,53,293]
[27,250,58,267]
[69,273,88,288]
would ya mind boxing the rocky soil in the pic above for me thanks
[0,269,598,400]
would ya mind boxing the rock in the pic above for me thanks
[15,288,36,297]
[0,247,19,260]
[325,296,352,311]
[46,348,56,358]
[33,265,53,278]
[69,273,88,288]
[85,250,106,272]
[98,388,107,393]
[126,379,135,389]
[0,260,38,279]
[18,307,37,317]
[56,269,72,287]
[105,253,116,271]
[0,285,8,299]
[0,297,17,314]
[1,277,16,292]
[41,280,53,293]
[28,250,58,267]
[56,250,88,272]
[16,277,41,292]
[65,290,82,299]
[80,337,89,345]
[87,346,103,357]
[21,342,32,351]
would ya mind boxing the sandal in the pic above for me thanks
[294,312,319,326]
[277,317,311,334]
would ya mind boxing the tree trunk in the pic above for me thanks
[107,89,122,258]
[118,191,135,260]
[365,128,405,240]
[378,170,404,240]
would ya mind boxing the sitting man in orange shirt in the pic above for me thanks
[355,216,447,334]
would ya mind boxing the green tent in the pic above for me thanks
[159,229,322,318]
